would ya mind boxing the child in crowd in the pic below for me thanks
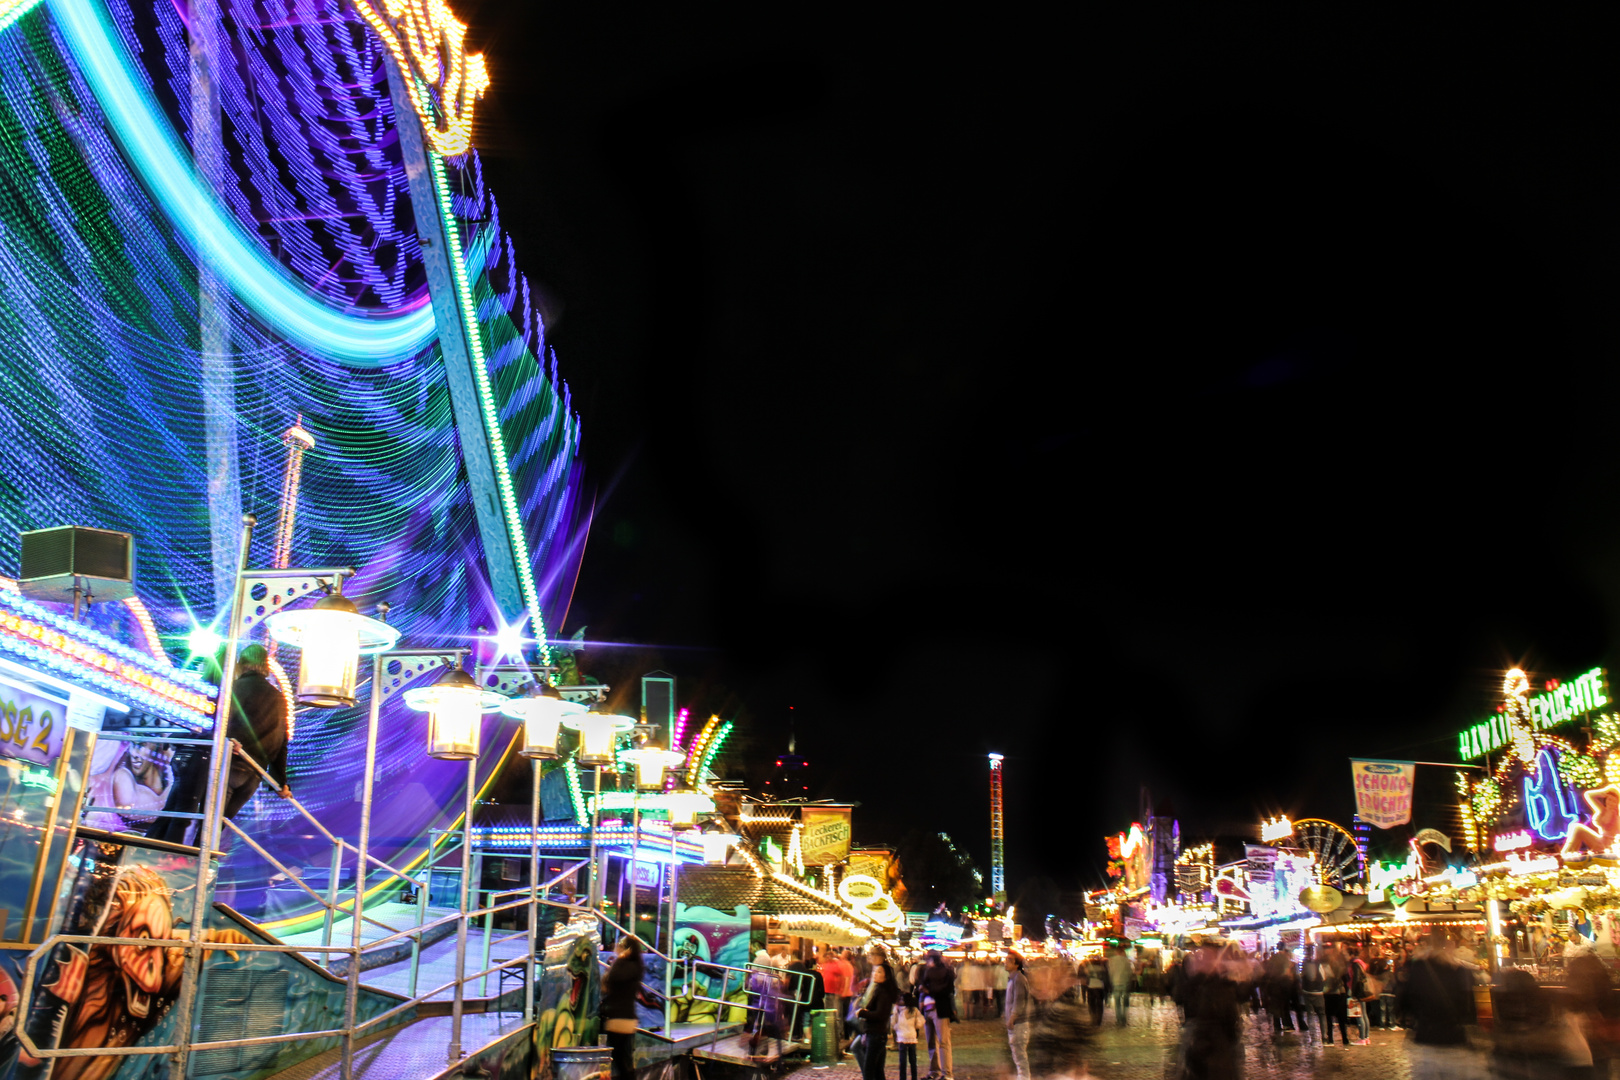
[894,992,926,1080]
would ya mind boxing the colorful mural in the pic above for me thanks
[11,836,408,1080]
[533,913,601,1080]
[668,903,752,1025]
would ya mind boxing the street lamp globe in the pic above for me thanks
[406,667,508,760]
[664,789,711,830]
[501,682,586,760]
[621,744,685,791]
[265,592,398,707]
[562,711,635,767]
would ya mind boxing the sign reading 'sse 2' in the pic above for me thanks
[1458,667,1610,760]
[0,683,66,766]
[1351,759,1415,828]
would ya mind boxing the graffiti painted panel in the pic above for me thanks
[534,913,601,1080]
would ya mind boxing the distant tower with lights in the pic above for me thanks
[273,417,316,569]
[988,753,1006,898]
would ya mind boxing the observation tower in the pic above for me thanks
[989,752,1006,897]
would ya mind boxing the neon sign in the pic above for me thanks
[353,0,491,157]
[1260,816,1292,842]
[1563,785,1620,861]
[1458,667,1610,760]
[1493,829,1533,852]
[1524,747,1583,841]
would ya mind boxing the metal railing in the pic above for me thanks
[15,739,593,1078]
[593,908,818,1058]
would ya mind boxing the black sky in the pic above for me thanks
[461,5,1620,912]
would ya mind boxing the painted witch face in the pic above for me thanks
[110,889,174,1019]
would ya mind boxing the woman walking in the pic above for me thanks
[857,958,901,1080]
[1004,951,1034,1080]
[602,937,645,1080]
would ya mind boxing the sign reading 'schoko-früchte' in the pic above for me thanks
[1351,759,1416,828]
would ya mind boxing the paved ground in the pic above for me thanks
[784,996,1462,1079]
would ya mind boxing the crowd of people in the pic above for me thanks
[696,930,1620,1080]
[1133,930,1620,1079]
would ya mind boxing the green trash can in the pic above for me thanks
[810,1009,837,1066]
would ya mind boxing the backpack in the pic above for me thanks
[1350,961,1370,1000]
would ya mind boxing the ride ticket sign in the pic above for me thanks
[1351,758,1416,828]
[0,681,67,766]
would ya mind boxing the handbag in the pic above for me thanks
[850,1033,868,1066]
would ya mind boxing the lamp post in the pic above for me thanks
[169,516,397,1080]
[403,660,507,1064]
[499,680,584,1020]
[620,734,684,938]
[562,711,635,909]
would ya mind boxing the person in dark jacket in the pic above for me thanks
[1397,932,1477,1079]
[858,960,900,1080]
[919,950,957,1079]
[601,936,645,1080]
[147,644,288,845]
[223,644,290,816]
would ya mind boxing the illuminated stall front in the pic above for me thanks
[1452,666,1620,977]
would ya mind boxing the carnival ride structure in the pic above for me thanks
[0,0,592,926]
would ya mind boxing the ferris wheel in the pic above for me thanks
[1289,819,1363,887]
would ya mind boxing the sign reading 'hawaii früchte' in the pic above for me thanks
[1458,667,1610,760]
[1351,758,1416,828]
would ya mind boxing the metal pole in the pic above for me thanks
[629,793,639,939]
[412,831,441,1001]
[449,757,475,1062]
[526,758,540,1021]
[169,513,253,1080]
[666,826,678,1033]
[321,843,342,968]
[341,651,384,1080]
[477,853,490,996]
[589,765,602,910]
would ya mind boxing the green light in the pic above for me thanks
[187,625,224,659]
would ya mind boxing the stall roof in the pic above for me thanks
[677,867,884,931]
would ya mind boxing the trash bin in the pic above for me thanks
[810,1009,837,1066]
[550,1044,613,1080]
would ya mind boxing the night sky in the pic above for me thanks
[463,6,1619,913]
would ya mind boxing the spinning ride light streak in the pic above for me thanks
[46,0,438,364]
[0,0,591,925]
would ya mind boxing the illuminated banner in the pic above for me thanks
[1351,759,1415,828]
[0,681,66,766]
[800,807,853,866]
[1458,666,1610,760]
[848,848,893,885]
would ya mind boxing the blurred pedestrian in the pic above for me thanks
[819,945,853,1056]
[894,991,926,1080]
[1398,932,1478,1079]
[1002,951,1034,1080]
[919,950,957,1079]
[1320,943,1353,1048]
[991,951,1009,1017]
[1262,946,1299,1035]
[857,958,900,1080]
[786,948,821,1041]
[1179,941,1243,1080]
[1565,951,1619,1078]
[1490,967,1590,1079]
[1082,954,1110,1026]
[602,937,645,1080]
[1107,945,1134,1027]
[1346,944,1373,1042]
[1296,939,1321,1042]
